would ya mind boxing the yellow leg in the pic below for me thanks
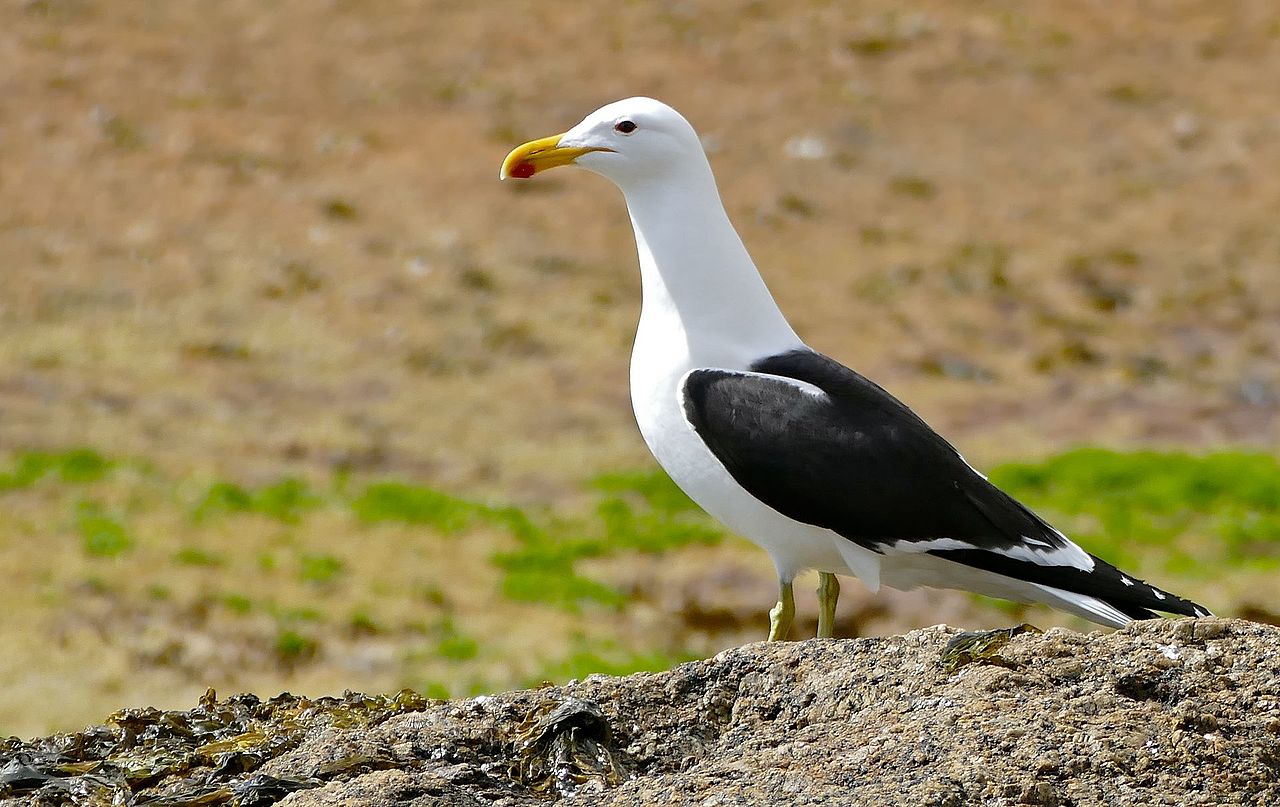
[817,572,840,639]
[767,580,795,641]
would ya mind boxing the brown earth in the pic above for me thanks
[1,1,1278,736]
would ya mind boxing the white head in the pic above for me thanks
[501,97,800,350]
[500,97,711,191]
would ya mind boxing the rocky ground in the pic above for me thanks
[4,617,1278,806]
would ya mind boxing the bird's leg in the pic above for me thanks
[767,580,795,641]
[817,572,840,638]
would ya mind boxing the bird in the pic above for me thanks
[500,97,1210,640]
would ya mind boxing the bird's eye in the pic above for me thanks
[614,120,637,134]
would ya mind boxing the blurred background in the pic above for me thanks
[2,0,1278,737]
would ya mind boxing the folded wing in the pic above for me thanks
[681,349,1209,623]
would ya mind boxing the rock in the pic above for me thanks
[3,619,1279,806]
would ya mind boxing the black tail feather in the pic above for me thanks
[929,548,1211,622]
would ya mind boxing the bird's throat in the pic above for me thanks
[623,179,800,364]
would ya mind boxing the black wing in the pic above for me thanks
[681,349,1207,620]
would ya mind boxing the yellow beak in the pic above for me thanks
[500,133,613,179]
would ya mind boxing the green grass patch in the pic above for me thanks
[75,502,132,558]
[221,593,254,615]
[175,547,224,567]
[595,497,722,553]
[274,605,323,623]
[592,469,722,553]
[256,552,278,573]
[347,609,380,635]
[1,448,113,491]
[53,449,114,483]
[489,511,626,610]
[194,478,324,524]
[274,629,318,663]
[349,474,716,611]
[351,482,483,533]
[497,566,628,610]
[419,682,451,700]
[298,553,345,585]
[590,469,702,515]
[490,470,721,611]
[433,618,479,662]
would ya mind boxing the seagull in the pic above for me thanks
[500,97,1210,640]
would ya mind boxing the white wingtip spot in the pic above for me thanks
[1120,576,1135,586]
[1194,607,1209,617]
[1150,587,1166,600]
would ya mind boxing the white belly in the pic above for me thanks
[628,334,880,585]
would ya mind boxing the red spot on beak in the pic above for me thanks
[510,162,536,179]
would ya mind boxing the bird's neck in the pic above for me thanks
[621,167,800,364]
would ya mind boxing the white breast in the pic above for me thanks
[628,315,871,583]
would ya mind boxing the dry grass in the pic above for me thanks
[1,0,1278,736]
